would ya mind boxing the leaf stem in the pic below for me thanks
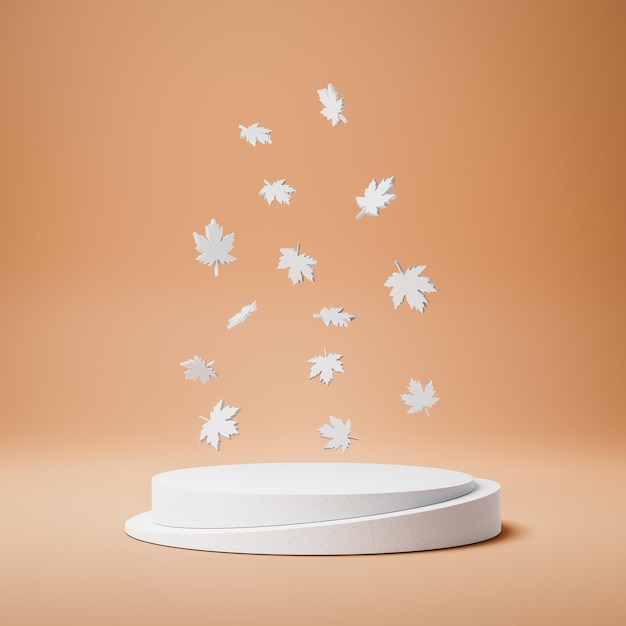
[394,260,403,273]
[355,210,365,221]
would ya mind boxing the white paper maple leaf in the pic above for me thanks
[198,399,240,451]
[193,218,236,277]
[277,243,317,285]
[384,261,437,312]
[318,416,358,452]
[313,306,355,328]
[401,379,439,415]
[317,83,348,127]
[259,179,296,205]
[308,348,344,385]
[180,355,218,385]
[238,122,272,146]
[355,177,397,220]
[227,300,257,329]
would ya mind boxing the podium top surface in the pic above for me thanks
[153,463,474,496]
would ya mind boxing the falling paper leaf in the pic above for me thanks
[318,416,357,452]
[259,179,296,206]
[313,306,355,328]
[384,261,437,312]
[193,219,236,277]
[401,379,439,415]
[238,122,272,146]
[277,244,317,285]
[227,300,258,329]
[317,83,348,127]
[199,399,240,451]
[180,356,218,385]
[356,177,397,220]
[308,349,344,385]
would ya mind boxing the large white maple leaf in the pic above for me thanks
[193,218,236,277]
[227,300,257,329]
[308,349,344,385]
[317,83,348,127]
[277,244,317,285]
[401,379,439,415]
[384,261,437,312]
[313,306,355,328]
[318,416,357,452]
[356,177,397,220]
[259,179,296,205]
[238,122,272,146]
[180,355,218,385]
[198,399,240,451]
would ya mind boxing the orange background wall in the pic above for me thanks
[1,1,625,624]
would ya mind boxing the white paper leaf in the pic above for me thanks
[259,179,296,205]
[355,177,397,220]
[238,122,272,146]
[180,356,218,385]
[317,83,348,127]
[193,219,236,277]
[277,244,317,285]
[198,399,240,451]
[384,261,437,312]
[313,306,355,328]
[401,379,439,415]
[308,350,344,385]
[318,416,357,452]
[227,300,258,329]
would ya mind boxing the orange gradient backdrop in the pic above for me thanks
[1,1,625,625]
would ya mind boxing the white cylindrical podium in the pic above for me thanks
[126,463,501,555]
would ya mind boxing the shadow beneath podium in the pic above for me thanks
[429,519,532,554]
[495,520,531,542]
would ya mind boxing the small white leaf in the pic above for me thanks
[308,349,344,385]
[401,379,439,415]
[313,306,355,328]
[259,179,296,205]
[227,300,258,329]
[384,261,437,312]
[317,83,348,127]
[277,244,317,285]
[238,122,272,146]
[180,356,218,385]
[318,416,357,452]
[193,219,236,277]
[198,399,240,451]
[356,177,397,220]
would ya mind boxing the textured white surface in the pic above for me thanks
[149,463,475,528]
[126,477,500,555]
